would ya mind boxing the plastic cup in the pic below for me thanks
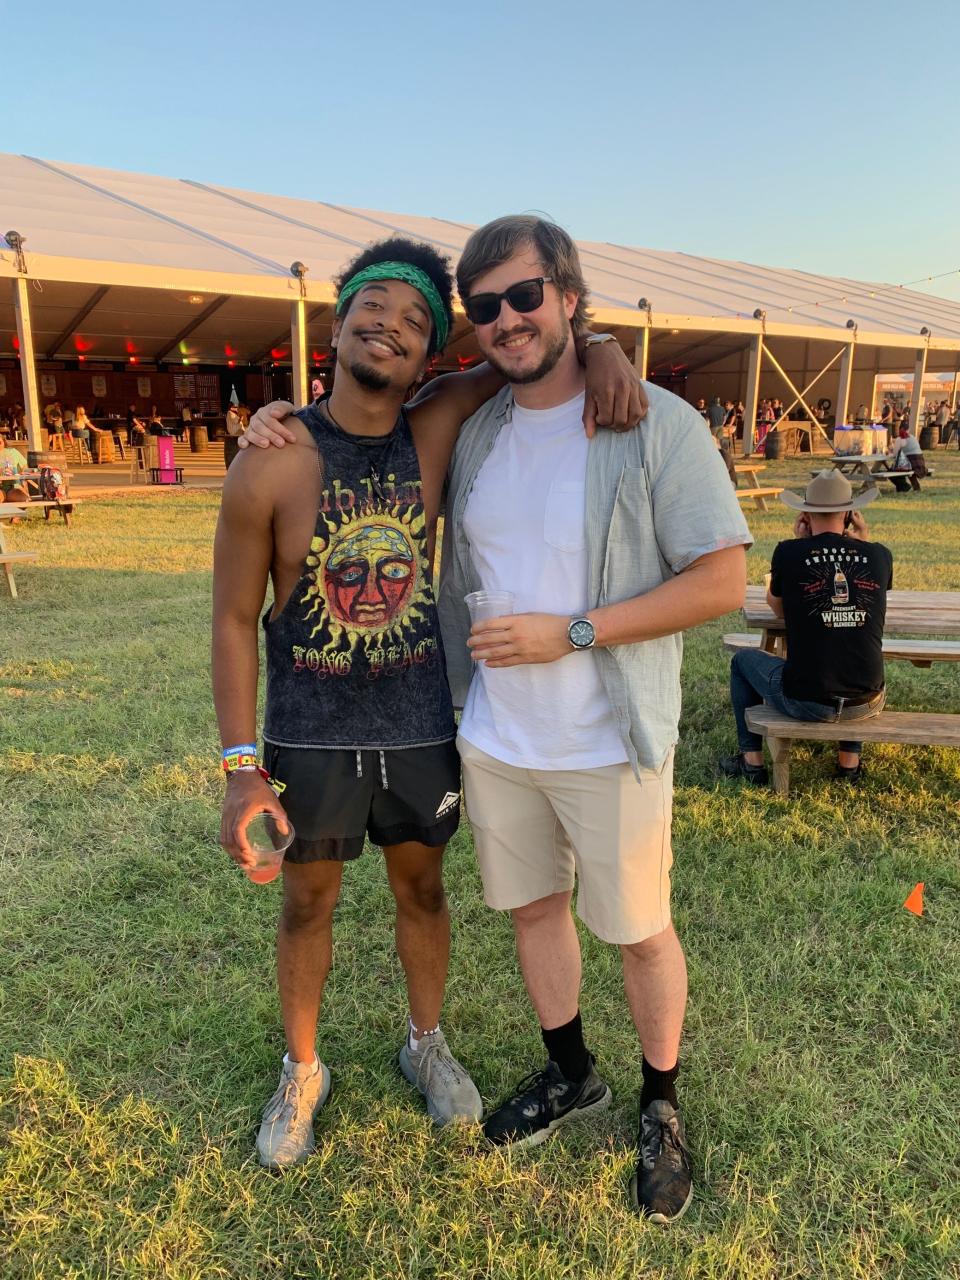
[243,811,295,885]
[464,590,515,625]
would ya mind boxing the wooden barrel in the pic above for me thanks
[764,428,783,459]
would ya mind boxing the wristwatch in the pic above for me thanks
[568,617,597,650]
[582,333,618,349]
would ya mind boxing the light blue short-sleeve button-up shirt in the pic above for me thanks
[438,381,753,778]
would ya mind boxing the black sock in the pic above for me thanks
[541,1011,590,1083]
[640,1056,680,1110]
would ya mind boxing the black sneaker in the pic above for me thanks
[719,753,769,785]
[483,1058,612,1149]
[835,760,864,783]
[630,1099,693,1224]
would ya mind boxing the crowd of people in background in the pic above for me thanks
[0,400,254,457]
[689,391,959,456]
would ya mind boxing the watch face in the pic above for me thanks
[569,619,595,648]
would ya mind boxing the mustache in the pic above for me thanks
[354,330,407,357]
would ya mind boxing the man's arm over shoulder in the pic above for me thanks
[406,364,506,479]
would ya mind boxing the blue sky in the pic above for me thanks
[6,0,960,302]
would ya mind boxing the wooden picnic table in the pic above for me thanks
[819,453,908,490]
[734,462,765,487]
[743,584,960,652]
[0,506,38,599]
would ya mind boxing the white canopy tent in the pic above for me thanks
[3,152,959,452]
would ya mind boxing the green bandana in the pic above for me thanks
[336,261,450,351]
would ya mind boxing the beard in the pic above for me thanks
[347,358,391,392]
[483,325,569,386]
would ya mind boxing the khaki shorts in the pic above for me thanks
[458,735,674,945]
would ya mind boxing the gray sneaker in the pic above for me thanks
[399,1029,482,1125]
[256,1056,331,1168]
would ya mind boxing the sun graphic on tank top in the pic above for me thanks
[300,501,431,662]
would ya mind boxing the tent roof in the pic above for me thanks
[2,152,959,362]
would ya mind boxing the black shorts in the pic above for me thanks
[262,740,461,862]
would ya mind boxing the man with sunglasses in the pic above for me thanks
[440,216,750,1222]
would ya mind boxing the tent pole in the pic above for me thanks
[742,334,762,456]
[291,298,309,409]
[908,346,927,436]
[635,326,650,380]
[12,277,42,455]
[834,340,855,429]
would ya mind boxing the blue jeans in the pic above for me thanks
[730,649,884,755]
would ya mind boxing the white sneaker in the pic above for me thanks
[256,1056,331,1168]
[399,1028,482,1125]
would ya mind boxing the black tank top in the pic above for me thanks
[263,398,456,750]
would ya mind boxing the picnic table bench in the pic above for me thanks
[723,632,960,668]
[16,498,83,527]
[0,506,38,599]
[745,706,960,795]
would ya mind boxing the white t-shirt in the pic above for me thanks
[459,392,627,770]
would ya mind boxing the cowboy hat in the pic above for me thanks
[780,469,878,512]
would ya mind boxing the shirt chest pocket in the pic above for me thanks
[543,480,586,553]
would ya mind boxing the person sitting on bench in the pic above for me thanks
[720,471,892,786]
[888,426,926,492]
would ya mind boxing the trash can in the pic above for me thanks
[919,425,934,450]
[764,428,782,460]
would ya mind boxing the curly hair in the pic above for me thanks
[334,237,455,355]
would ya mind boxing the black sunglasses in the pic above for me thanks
[463,276,554,326]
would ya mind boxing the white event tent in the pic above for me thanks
[3,152,960,454]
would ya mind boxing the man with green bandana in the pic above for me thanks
[213,236,645,1166]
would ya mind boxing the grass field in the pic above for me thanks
[1,453,958,1279]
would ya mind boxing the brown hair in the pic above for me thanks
[456,215,591,336]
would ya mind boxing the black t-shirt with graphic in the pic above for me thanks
[262,398,455,751]
[770,533,893,703]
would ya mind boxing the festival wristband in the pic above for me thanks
[225,765,270,782]
[222,750,259,774]
[222,743,257,758]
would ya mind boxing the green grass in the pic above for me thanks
[1,459,959,1279]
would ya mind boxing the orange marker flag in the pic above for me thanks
[903,883,924,917]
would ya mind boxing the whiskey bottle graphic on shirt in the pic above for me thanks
[832,566,849,605]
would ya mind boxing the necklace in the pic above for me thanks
[319,397,390,502]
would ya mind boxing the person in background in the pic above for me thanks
[148,409,169,436]
[0,441,28,475]
[72,406,93,449]
[880,400,893,443]
[707,395,735,483]
[693,397,708,422]
[935,400,950,442]
[175,404,192,443]
[721,471,890,787]
[755,399,774,454]
[223,403,244,468]
[888,426,926,492]
[126,403,146,446]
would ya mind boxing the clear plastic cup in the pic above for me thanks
[464,590,515,625]
[243,811,295,884]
